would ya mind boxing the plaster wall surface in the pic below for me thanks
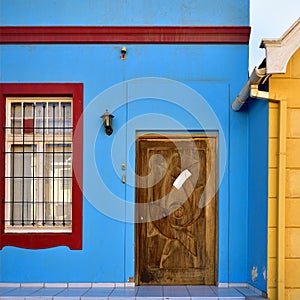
[268,47,300,300]
[0,0,258,287]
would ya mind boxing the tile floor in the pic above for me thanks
[0,285,267,300]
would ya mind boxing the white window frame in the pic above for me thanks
[5,97,73,233]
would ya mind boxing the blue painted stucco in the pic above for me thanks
[0,0,268,292]
[0,0,249,26]
[247,98,269,292]
[0,43,249,283]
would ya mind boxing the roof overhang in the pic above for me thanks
[260,18,300,74]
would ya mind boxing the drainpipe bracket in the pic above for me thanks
[250,85,269,100]
[250,85,286,102]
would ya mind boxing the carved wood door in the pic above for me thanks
[135,134,218,285]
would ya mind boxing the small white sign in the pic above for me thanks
[173,169,192,190]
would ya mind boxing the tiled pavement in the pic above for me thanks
[0,285,267,299]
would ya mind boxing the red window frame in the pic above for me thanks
[0,83,83,250]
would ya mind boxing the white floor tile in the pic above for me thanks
[1,297,25,300]
[68,282,92,288]
[29,288,66,296]
[44,283,68,288]
[210,287,244,298]
[0,287,18,296]
[26,297,53,300]
[163,286,190,297]
[82,287,114,297]
[55,287,89,296]
[0,283,21,288]
[20,283,44,288]
[3,288,42,296]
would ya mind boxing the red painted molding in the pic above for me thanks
[0,26,251,44]
[0,83,83,250]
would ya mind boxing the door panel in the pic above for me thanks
[135,134,218,285]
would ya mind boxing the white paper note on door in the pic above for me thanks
[173,169,192,190]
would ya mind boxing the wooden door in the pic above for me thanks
[135,134,218,285]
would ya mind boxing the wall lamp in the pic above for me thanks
[101,109,114,136]
[121,46,127,60]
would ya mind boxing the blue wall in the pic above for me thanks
[0,0,249,26]
[0,0,268,289]
[0,43,249,283]
[247,99,269,292]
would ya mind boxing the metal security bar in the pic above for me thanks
[4,99,73,232]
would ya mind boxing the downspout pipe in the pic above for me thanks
[231,62,270,111]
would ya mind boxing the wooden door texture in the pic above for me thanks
[135,134,218,285]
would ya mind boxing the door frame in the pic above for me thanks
[134,133,218,285]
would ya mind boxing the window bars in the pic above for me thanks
[4,99,72,232]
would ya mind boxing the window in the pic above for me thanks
[5,99,72,232]
[0,84,83,249]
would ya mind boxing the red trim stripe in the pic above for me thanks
[0,26,251,44]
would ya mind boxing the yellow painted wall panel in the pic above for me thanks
[269,168,278,198]
[268,198,277,227]
[286,289,300,300]
[269,109,279,138]
[270,79,300,108]
[287,138,300,167]
[267,287,277,300]
[291,48,300,79]
[268,257,277,288]
[269,138,278,168]
[286,199,300,226]
[286,169,300,197]
[287,109,300,138]
[269,227,277,258]
[287,85,300,107]
[268,38,300,299]
[286,228,300,258]
[285,259,300,287]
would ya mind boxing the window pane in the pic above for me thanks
[10,103,21,134]
[48,102,59,133]
[10,145,36,226]
[35,102,46,134]
[23,103,34,134]
[61,103,72,134]
[24,103,33,118]
[45,144,72,226]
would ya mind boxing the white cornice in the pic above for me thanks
[260,18,300,74]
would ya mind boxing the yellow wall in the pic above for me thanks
[268,48,300,300]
